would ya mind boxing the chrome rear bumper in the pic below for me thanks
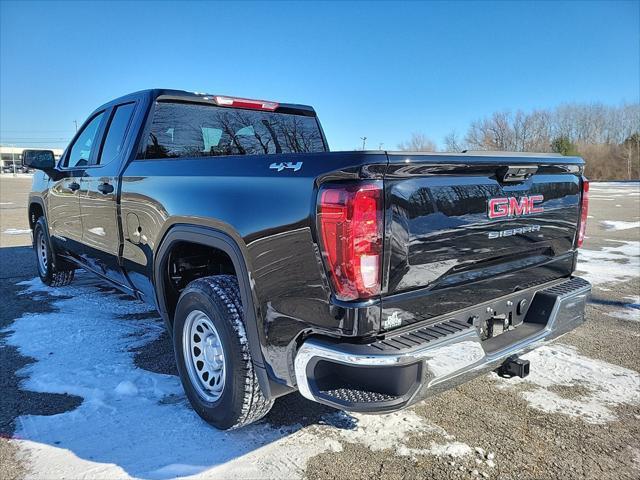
[294,277,591,412]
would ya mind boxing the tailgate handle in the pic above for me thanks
[497,166,537,183]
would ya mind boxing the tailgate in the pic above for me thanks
[382,152,583,323]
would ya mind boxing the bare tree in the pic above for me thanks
[397,102,639,179]
[443,130,465,152]
[397,132,437,152]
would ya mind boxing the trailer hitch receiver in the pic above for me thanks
[497,355,530,378]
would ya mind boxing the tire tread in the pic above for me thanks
[34,217,75,287]
[184,275,273,429]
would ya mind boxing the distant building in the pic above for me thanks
[0,146,64,172]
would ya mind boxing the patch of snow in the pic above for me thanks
[3,228,31,235]
[607,308,640,322]
[601,220,640,231]
[0,172,34,178]
[321,410,447,452]
[399,440,473,459]
[590,182,640,191]
[114,380,139,396]
[7,275,480,479]
[576,240,640,286]
[6,276,331,479]
[88,226,106,237]
[430,441,474,458]
[494,344,640,424]
[320,410,483,463]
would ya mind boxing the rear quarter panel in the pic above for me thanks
[119,151,386,383]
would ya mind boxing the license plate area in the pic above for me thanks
[463,289,543,342]
[479,314,514,341]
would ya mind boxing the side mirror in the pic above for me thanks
[23,150,56,170]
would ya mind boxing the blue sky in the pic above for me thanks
[1,0,638,151]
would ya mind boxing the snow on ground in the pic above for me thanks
[494,344,640,424]
[5,276,476,480]
[589,182,640,198]
[607,308,640,322]
[0,172,34,178]
[3,228,31,235]
[601,220,640,231]
[576,240,640,286]
[589,182,640,191]
[606,295,640,322]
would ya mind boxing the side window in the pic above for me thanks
[96,103,136,165]
[65,112,105,168]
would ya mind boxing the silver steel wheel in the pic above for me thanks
[182,309,226,402]
[36,229,48,274]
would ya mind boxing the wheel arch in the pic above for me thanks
[153,224,275,398]
[28,197,47,230]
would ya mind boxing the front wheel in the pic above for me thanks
[33,217,75,287]
[173,275,273,430]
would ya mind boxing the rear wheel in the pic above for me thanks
[173,275,273,430]
[33,217,75,287]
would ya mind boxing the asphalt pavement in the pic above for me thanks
[0,175,638,480]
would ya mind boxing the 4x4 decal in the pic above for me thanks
[269,161,303,172]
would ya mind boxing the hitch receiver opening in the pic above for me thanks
[497,355,530,378]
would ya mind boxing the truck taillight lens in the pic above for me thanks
[317,182,383,301]
[577,178,590,248]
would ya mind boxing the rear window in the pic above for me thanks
[140,102,326,159]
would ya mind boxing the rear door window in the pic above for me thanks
[141,102,325,159]
[97,102,136,165]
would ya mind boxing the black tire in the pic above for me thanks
[33,217,75,287]
[173,275,273,430]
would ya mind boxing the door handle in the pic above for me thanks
[97,182,114,194]
[69,181,80,192]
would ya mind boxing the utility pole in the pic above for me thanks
[360,136,367,150]
[74,120,78,132]
[11,145,16,176]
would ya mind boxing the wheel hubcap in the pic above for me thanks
[36,230,48,274]
[182,310,225,402]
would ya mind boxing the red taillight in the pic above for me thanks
[577,178,590,248]
[317,182,383,301]
[213,95,279,111]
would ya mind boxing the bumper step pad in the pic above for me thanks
[319,388,399,403]
[370,319,472,353]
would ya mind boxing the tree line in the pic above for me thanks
[398,102,640,180]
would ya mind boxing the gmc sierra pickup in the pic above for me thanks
[26,89,591,430]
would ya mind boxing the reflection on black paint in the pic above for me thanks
[142,102,326,159]
[386,173,581,294]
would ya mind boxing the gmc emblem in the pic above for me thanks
[487,195,544,219]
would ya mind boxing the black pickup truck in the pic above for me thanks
[26,89,591,429]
